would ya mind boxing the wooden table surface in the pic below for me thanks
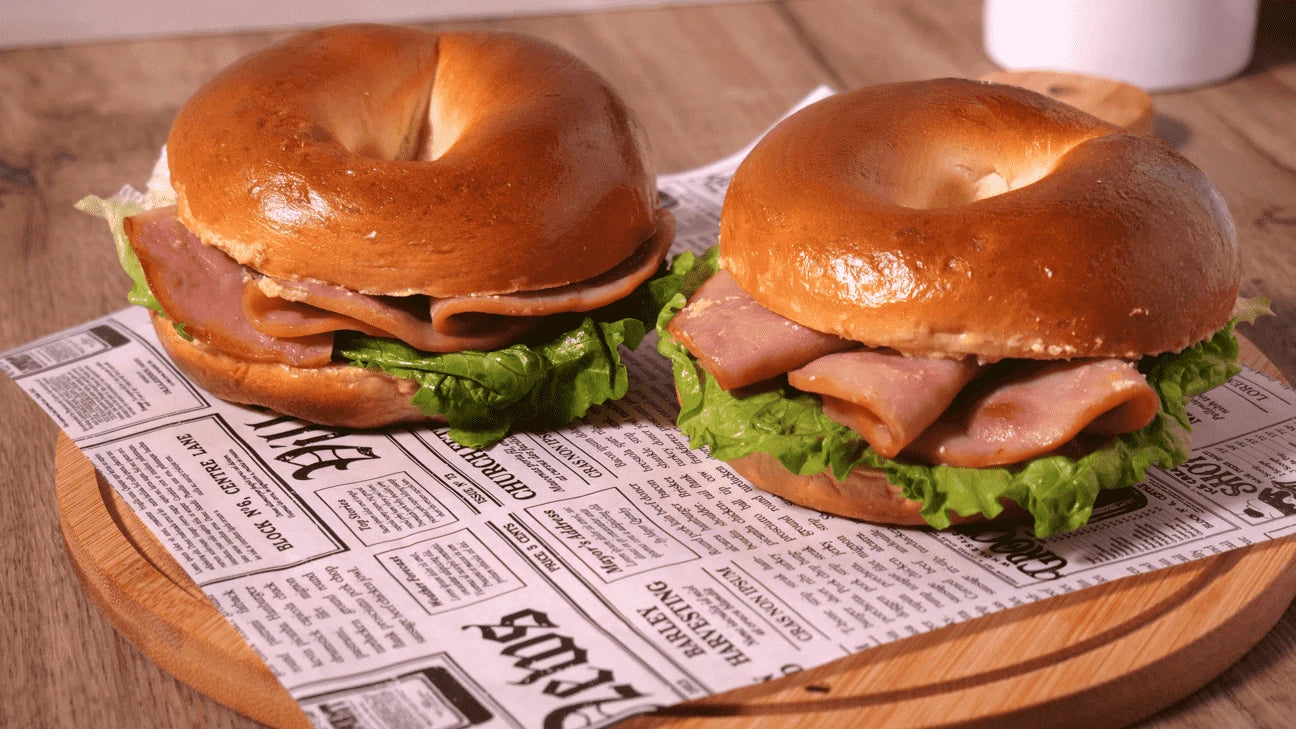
[2,2,1294,728]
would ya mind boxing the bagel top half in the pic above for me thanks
[167,24,658,298]
[721,78,1240,361]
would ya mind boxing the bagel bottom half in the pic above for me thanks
[726,451,930,525]
[150,312,438,429]
[723,433,1009,528]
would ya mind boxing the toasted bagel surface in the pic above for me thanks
[720,78,1239,360]
[168,25,659,298]
[151,312,436,428]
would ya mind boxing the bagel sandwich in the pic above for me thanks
[79,25,675,446]
[656,79,1267,536]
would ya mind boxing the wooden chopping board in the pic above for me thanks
[56,338,1296,729]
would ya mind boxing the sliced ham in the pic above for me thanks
[127,206,672,365]
[243,277,536,352]
[905,359,1161,468]
[241,280,381,338]
[667,269,854,389]
[124,206,333,367]
[788,351,981,458]
[244,210,676,351]
[429,210,676,330]
[669,267,1165,469]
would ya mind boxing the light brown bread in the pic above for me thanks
[721,78,1239,361]
[151,312,437,428]
[168,25,659,298]
[726,452,1007,527]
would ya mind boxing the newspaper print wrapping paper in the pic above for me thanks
[5,89,1296,729]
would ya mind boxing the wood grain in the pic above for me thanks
[56,434,314,729]
[977,70,1154,134]
[4,2,1296,728]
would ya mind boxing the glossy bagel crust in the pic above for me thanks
[721,78,1240,360]
[168,25,659,298]
[150,313,437,429]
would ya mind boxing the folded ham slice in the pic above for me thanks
[905,359,1160,468]
[125,207,334,367]
[788,351,981,458]
[242,276,535,352]
[429,210,675,328]
[244,210,674,351]
[128,206,673,365]
[667,269,854,389]
[668,268,1165,470]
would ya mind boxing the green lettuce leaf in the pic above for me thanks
[79,184,666,446]
[75,194,163,315]
[338,315,645,448]
[334,252,700,448]
[656,248,1265,537]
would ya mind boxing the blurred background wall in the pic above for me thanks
[0,0,708,49]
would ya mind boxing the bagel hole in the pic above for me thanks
[400,113,432,161]
[315,62,455,163]
[422,88,472,161]
[322,85,435,162]
[906,161,1050,209]
[396,89,438,161]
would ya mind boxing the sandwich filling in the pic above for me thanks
[80,193,674,447]
[657,248,1266,536]
[668,268,1162,468]
[126,205,673,365]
